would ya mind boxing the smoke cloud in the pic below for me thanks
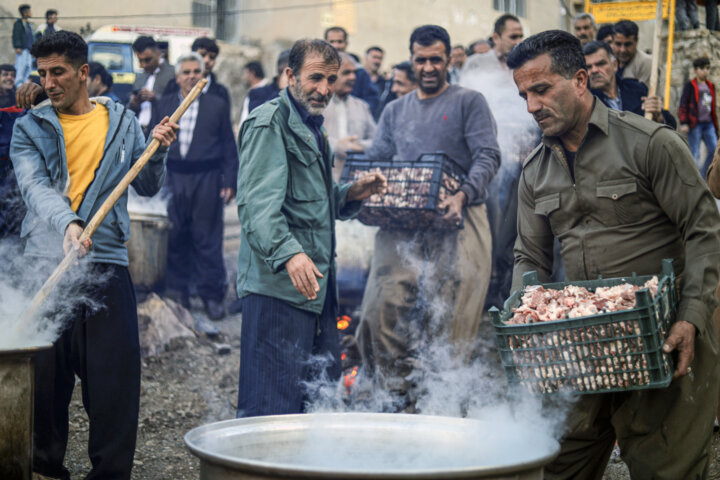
[0,240,111,350]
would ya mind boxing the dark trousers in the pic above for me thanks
[236,292,341,417]
[708,0,720,30]
[33,265,141,480]
[165,170,227,302]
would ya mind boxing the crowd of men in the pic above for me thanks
[2,5,720,480]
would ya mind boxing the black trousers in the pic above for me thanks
[236,292,341,417]
[33,264,141,480]
[165,170,227,302]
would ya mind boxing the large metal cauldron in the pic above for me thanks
[185,413,560,480]
[126,211,170,290]
[0,345,52,480]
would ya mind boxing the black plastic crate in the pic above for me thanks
[340,153,466,230]
[489,260,678,395]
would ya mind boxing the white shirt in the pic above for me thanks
[138,66,160,128]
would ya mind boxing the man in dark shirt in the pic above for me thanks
[87,62,121,102]
[584,41,676,128]
[152,52,238,320]
[12,4,34,87]
[247,50,289,114]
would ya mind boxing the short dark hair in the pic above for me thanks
[324,26,347,41]
[288,38,341,76]
[452,44,465,51]
[132,36,158,53]
[45,9,57,20]
[495,14,521,35]
[583,40,613,58]
[393,61,417,84]
[694,57,711,69]
[244,61,265,79]
[276,49,290,73]
[409,24,451,56]
[31,31,88,70]
[19,4,30,15]
[506,30,586,79]
[614,20,639,39]
[596,24,614,41]
[88,61,113,88]
[0,64,16,74]
[191,37,219,55]
[366,46,383,56]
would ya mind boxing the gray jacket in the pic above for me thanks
[10,97,168,265]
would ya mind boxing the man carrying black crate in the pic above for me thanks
[235,38,386,417]
[508,30,720,479]
[355,25,501,411]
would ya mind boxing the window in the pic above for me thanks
[192,0,214,29]
[493,0,526,17]
[88,42,133,72]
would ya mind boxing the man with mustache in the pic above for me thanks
[356,25,500,410]
[509,30,720,479]
[583,40,675,127]
[573,13,597,47]
[236,38,386,417]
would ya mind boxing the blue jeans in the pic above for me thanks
[688,121,718,177]
[14,49,32,87]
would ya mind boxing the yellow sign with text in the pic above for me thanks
[585,0,669,23]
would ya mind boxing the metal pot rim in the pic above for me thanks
[184,412,560,479]
[0,344,53,357]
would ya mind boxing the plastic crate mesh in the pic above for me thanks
[340,153,465,230]
[491,260,678,395]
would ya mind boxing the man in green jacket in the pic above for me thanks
[236,38,386,417]
[508,30,720,479]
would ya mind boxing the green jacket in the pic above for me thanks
[236,88,361,314]
[513,99,720,337]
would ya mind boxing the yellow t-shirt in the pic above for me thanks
[58,102,110,212]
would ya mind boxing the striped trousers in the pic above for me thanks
[236,292,341,417]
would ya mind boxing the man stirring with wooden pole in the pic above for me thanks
[10,31,178,480]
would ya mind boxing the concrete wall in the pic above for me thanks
[236,0,564,70]
[662,28,720,121]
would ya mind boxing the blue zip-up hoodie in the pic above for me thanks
[10,96,168,266]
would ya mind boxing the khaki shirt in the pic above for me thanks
[512,99,720,335]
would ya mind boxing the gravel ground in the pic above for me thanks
[60,308,720,480]
[59,206,720,479]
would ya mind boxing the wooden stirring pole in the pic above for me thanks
[19,78,208,327]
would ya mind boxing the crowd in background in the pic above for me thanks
[2,4,720,479]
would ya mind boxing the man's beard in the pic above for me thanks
[291,81,330,116]
[418,71,446,95]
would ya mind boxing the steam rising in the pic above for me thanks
[303,237,572,457]
[0,241,110,349]
[127,186,169,216]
